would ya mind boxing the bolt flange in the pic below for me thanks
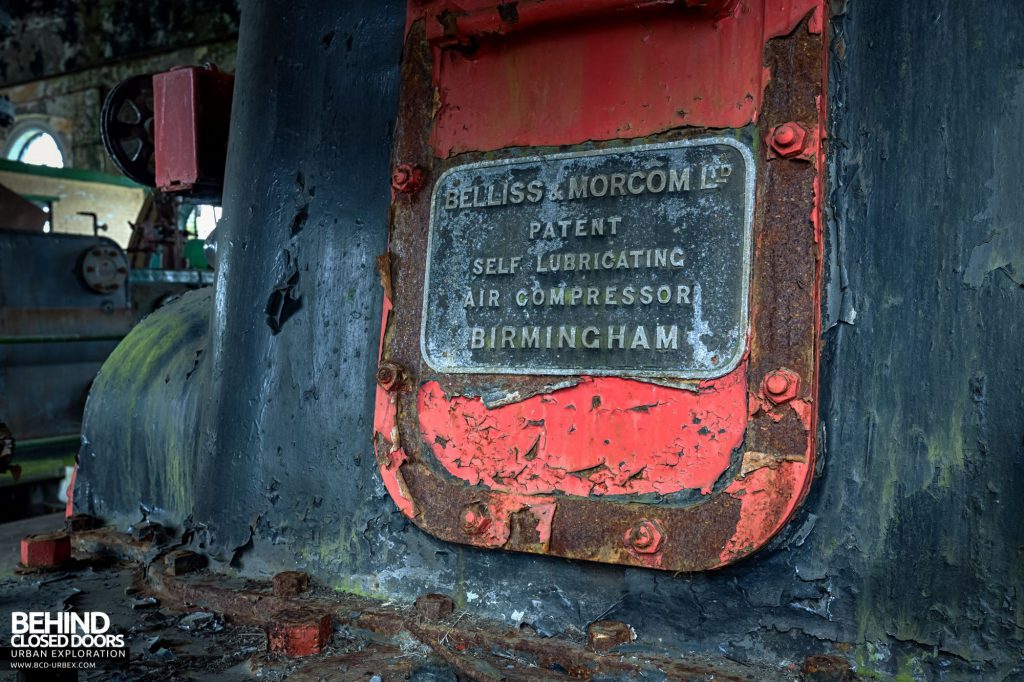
[625,519,664,554]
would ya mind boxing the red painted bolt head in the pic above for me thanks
[765,373,790,395]
[375,361,405,392]
[762,368,800,405]
[460,503,492,535]
[625,519,664,554]
[769,123,808,158]
[266,609,332,657]
[774,127,796,146]
[391,163,425,194]
[20,531,72,568]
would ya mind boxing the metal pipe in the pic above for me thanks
[15,434,80,452]
[0,334,126,344]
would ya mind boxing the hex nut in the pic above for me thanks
[625,519,664,554]
[21,531,72,567]
[375,361,406,392]
[587,619,635,652]
[273,570,310,597]
[762,368,800,405]
[415,593,455,621]
[130,520,166,542]
[391,163,425,194]
[769,122,808,158]
[266,609,332,657]
[65,513,101,533]
[164,549,206,576]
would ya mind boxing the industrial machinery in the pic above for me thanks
[0,229,132,521]
[65,0,1024,678]
[0,63,225,520]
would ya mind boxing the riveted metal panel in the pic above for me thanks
[376,0,828,572]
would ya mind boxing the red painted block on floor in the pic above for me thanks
[266,610,332,657]
[21,531,71,567]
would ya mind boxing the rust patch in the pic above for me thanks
[72,523,772,679]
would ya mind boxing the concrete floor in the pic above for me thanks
[0,515,802,681]
[0,512,64,577]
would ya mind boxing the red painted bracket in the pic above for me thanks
[153,65,233,198]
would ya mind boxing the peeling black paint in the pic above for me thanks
[77,0,1024,678]
[265,266,302,335]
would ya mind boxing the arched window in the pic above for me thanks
[5,126,65,168]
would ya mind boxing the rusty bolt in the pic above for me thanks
[414,593,455,621]
[391,163,425,194]
[130,520,166,542]
[801,654,855,682]
[20,531,71,568]
[65,513,101,533]
[762,368,800,405]
[587,620,635,652]
[273,570,310,597]
[460,503,492,535]
[625,519,664,554]
[266,609,332,657]
[769,122,808,158]
[164,549,206,576]
[375,361,406,392]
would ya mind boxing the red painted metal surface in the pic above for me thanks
[20,531,72,567]
[417,0,819,157]
[418,370,746,496]
[267,612,333,657]
[153,66,233,195]
[375,0,827,571]
[154,68,201,191]
[65,465,77,518]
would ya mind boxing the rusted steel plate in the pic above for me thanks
[421,138,754,378]
[374,0,827,572]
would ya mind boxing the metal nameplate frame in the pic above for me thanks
[420,137,755,379]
